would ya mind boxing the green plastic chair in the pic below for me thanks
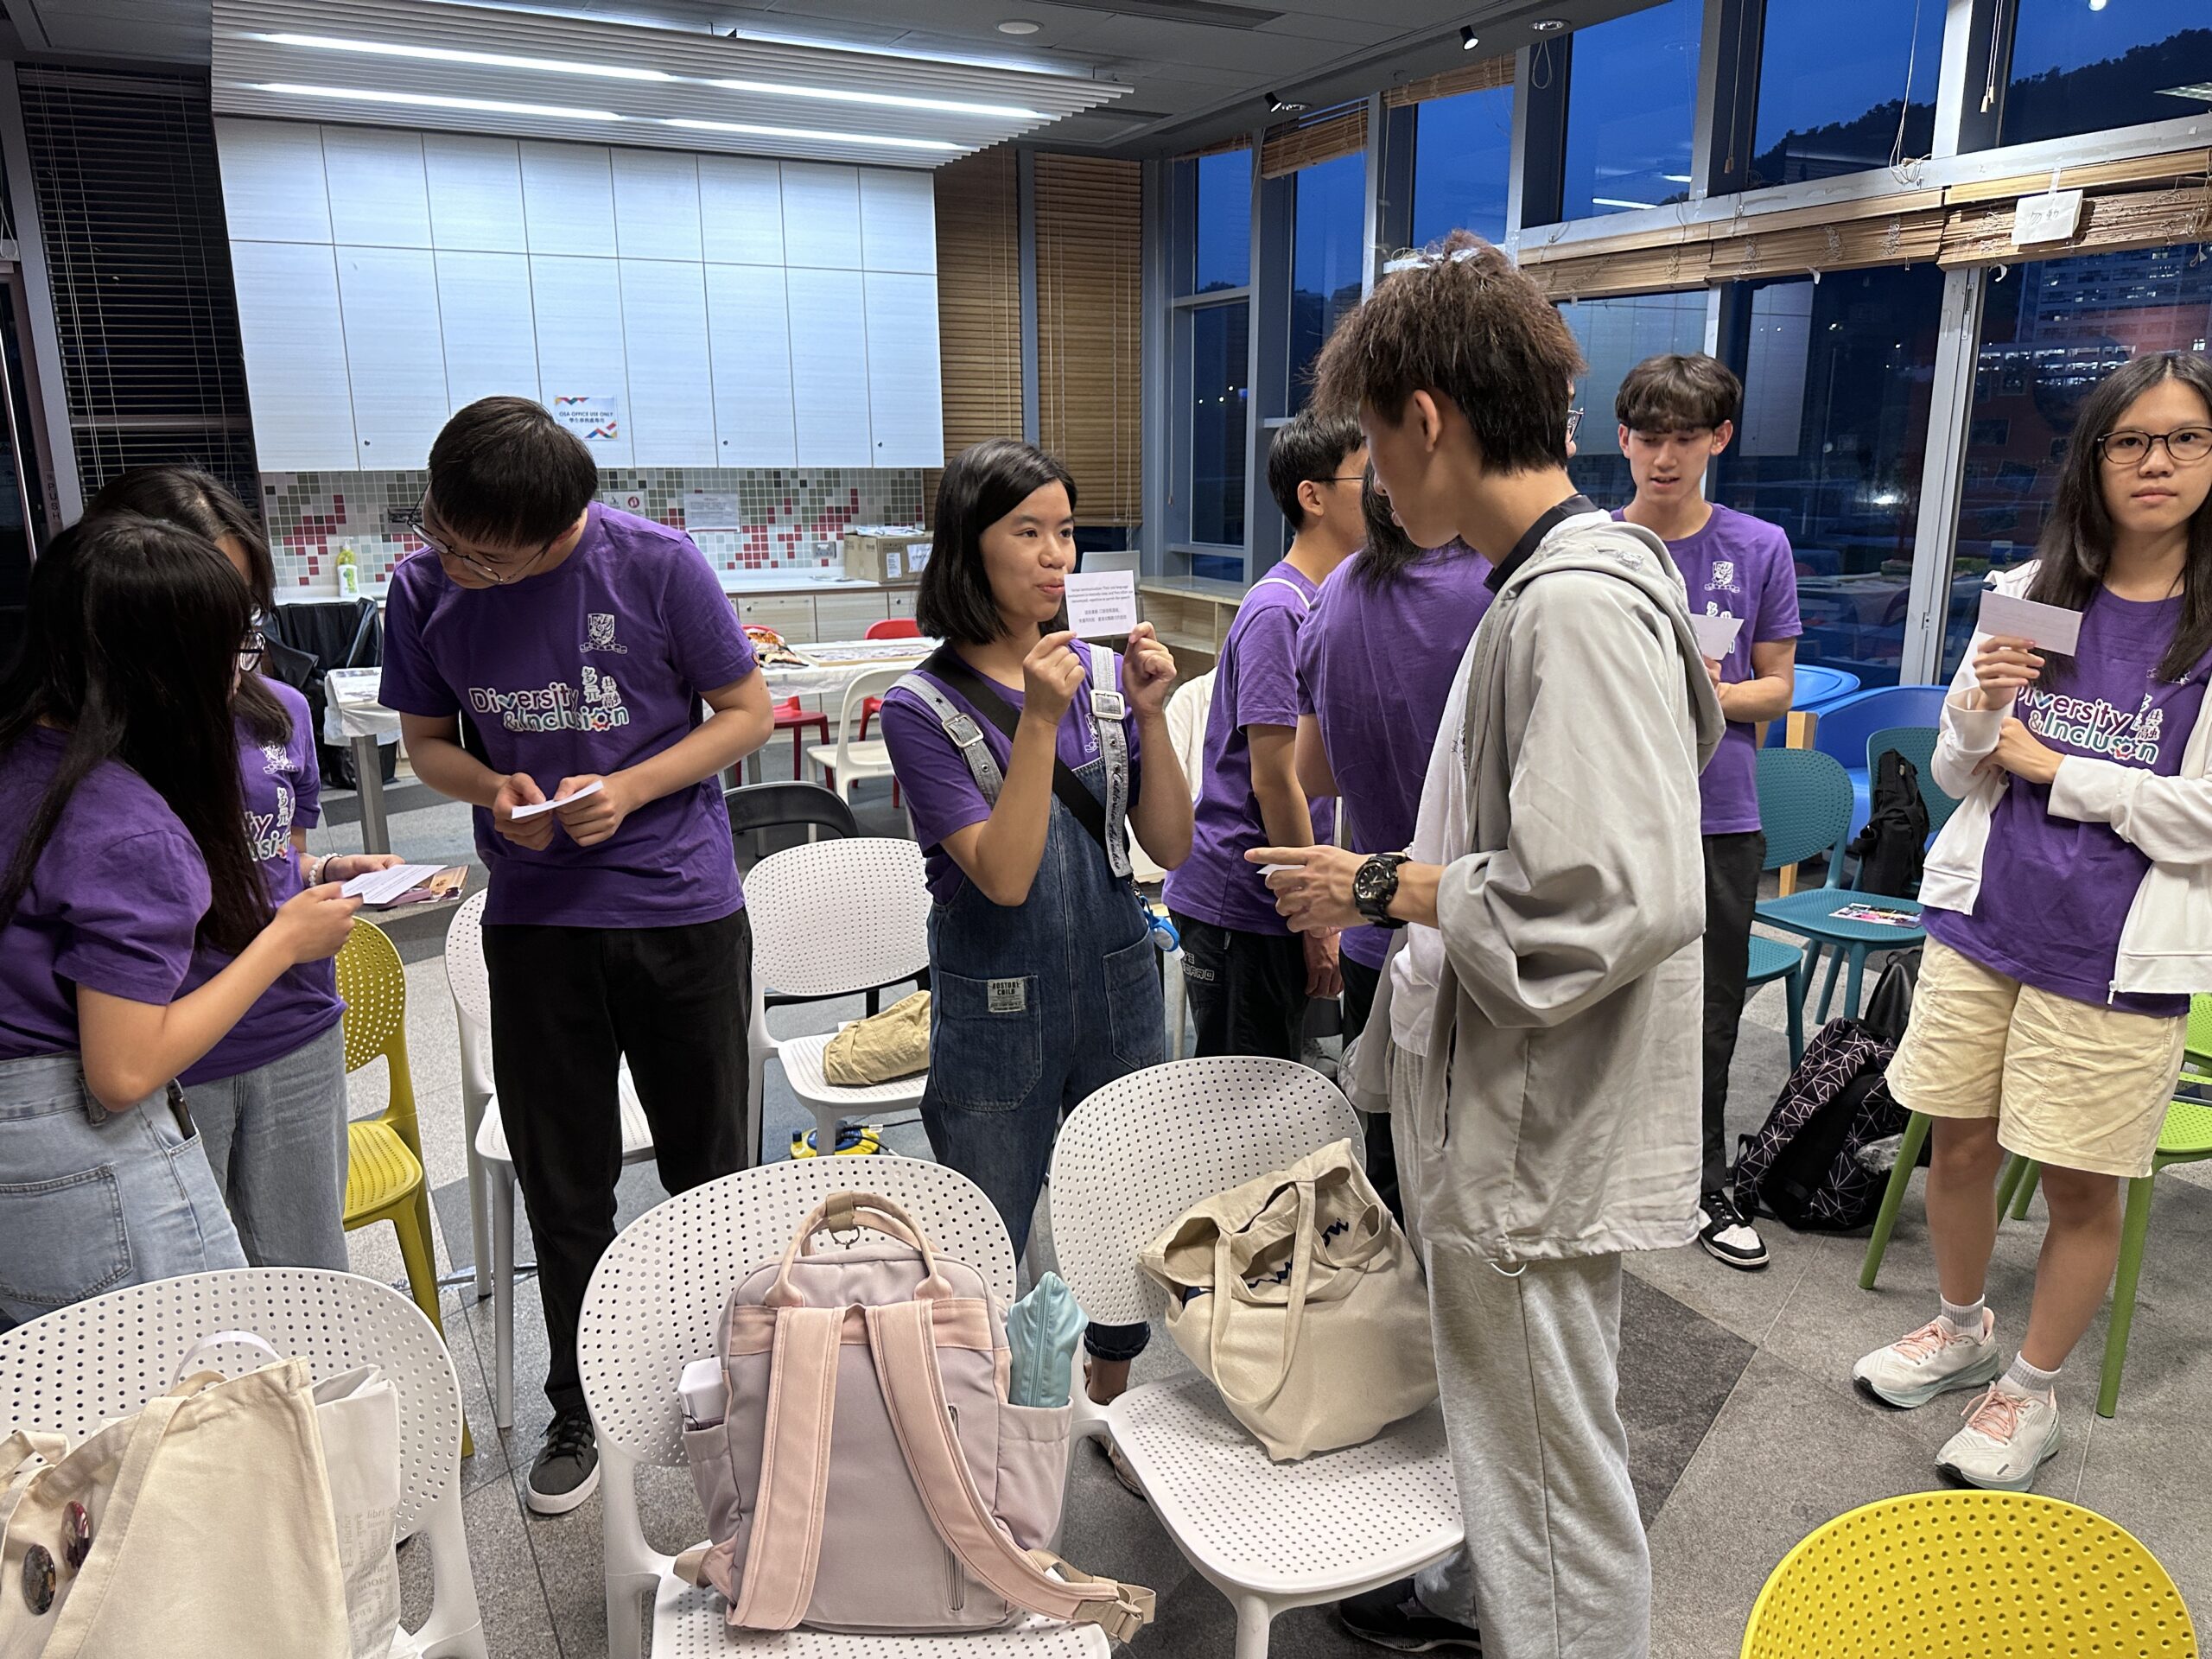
[1864,724,1961,842]
[1862,994,2212,1418]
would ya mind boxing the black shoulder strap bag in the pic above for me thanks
[920,645,1116,861]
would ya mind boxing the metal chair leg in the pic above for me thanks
[2097,1173,2158,1418]
[1861,1109,1931,1290]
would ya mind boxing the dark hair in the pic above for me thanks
[2027,351,2212,687]
[86,465,289,746]
[1268,410,1363,529]
[1312,230,1586,475]
[426,396,598,549]
[917,439,1078,646]
[0,514,270,954]
[1349,464,1432,592]
[1616,353,1742,433]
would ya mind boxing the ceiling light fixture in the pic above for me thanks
[251,32,673,81]
[1531,18,1567,30]
[253,83,623,119]
[997,18,1041,32]
[1459,26,1480,48]
[663,118,957,151]
[706,79,1040,119]
[1265,91,1309,113]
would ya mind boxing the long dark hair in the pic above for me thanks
[0,514,270,953]
[1349,464,1432,592]
[918,438,1079,646]
[86,465,289,743]
[2027,351,2212,686]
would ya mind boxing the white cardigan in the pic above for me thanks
[1921,562,2212,1000]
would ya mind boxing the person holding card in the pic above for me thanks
[1855,351,2212,1491]
[380,397,773,1513]
[87,467,405,1272]
[1611,353,1802,1272]
[1165,410,1362,1060]
[878,438,1189,1410]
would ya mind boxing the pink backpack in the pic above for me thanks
[677,1191,1154,1639]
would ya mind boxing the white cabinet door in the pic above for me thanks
[215,118,331,244]
[518,142,616,256]
[858,168,936,272]
[321,126,431,248]
[779,163,861,269]
[815,592,892,639]
[619,259,715,466]
[423,135,527,252]
[336,247,448,467]
[230,241,356,468]
[698,156,784,265]
[740,594,815,644]
[435,251,539,412]
[862,271,943,467]
[531,254,632,464]
[611,148,702,262]
[704,264,797,467]
[786,268,871,466]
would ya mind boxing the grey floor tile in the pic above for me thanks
[1618,1273,1756,1522]
[396,1478,562,1659]
[2074,1408,2212,1626]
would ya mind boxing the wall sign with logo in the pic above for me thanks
[550,393,622,448]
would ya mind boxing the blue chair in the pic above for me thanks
[1754,747,1926,1024]
[1864,724,1961,842]
[1763,664,1865,746]
[1809,684,1949,833]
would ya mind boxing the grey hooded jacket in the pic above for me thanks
[1349,513,1727,1262]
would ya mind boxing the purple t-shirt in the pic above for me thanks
[1927,588,2209,1017]
[1294,544,1495,969]
[180,680,346,1085]
[879,648,1143,905]
[1618,505,1801,836]
[1164,562,1334,935]
[379,505,757,929]
[0,728,210,1058]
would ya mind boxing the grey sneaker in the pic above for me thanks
[526,1408,600,1516]
[1338,1580,1483,1653]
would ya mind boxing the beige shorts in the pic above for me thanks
[1887,938,2185,1179]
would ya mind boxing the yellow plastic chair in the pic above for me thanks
[339,918,472,1457]
[1741,1490,2198,1658]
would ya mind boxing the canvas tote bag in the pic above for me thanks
[1140,1138,1438,1460]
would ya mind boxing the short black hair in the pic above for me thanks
[1616,353,1742,432]
[426,396,598,549]
[917,438,1078,646]
[1267,410,1364,529]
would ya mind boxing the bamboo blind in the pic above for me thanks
[1384,54,1515,108]
[1034,153,1143,526]
[927,147,1022,527]
[1941,182,2212,265]
[1260,105,1369,179]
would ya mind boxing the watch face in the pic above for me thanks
[1355,860,1392,902]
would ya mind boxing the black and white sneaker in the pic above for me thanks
[526,1408,601,1515]
[1697,1190,1770,1271]
[1338,1580,1483,1653]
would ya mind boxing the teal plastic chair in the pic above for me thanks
[1865,724,1961,843]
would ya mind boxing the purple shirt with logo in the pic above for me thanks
[0,727,210,1058]
[1927,588,2208,1016]
[1618,504,1801,836]
[180,679,346,1084]
[1295,543,1496,969]
[880,649,1143,905]
[379,504,757,929]
[1164,562,1334,935]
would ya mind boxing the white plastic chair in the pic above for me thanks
[576,1155,1107,1659]
[805,664,909,804]
[1160,671,1215,1055]
[446,890,657,1429]
[0,1267,486,1658]
[745,836,932,1159]
[1049,1057,1463,1659]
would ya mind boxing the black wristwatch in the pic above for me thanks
[1352,853,1410,929]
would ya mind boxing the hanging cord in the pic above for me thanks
[1981,0,2008,114]
[1889,0,1932,185]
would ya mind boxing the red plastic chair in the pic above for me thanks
[856,616,921,741]
[771,698,830,780]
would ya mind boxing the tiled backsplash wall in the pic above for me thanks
[261,467,926,594]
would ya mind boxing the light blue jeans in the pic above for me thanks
[181,1023,350,1271]
[0,1052,247,1329]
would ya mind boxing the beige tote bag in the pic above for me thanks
[823,990,931,1086]
[1140,1138,1438,1461]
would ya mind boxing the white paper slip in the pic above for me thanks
[507,779,605,821]
[1977,589,2082,655]
[341,863,448,906]
[1065,569,1140,639]
[1688,612,1744,659]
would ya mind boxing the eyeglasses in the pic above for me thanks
[416,490,560,586]
[237,629,265,673]
[1565,408,1585,444]
[2097,426,2212,467]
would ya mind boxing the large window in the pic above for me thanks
[1561,0,1700,220]
[1412,83,1514,247]
[1944,246,2212,674]
[1289,153,1365,412]
[1187,149,1250,295]
[1711,265,1946,683]
[1751,0,1943,188]
[2002,4,2212,149]
[1561,290,1710,508]
[1175,149,1253,570]
[1189,303,1250,553]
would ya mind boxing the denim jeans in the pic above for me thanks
[181,1023,349,1271]
[0,1052,246,1328]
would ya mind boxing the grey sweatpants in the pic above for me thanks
[1389,1040,1650,1659]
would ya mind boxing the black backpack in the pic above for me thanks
[1847,747,1930,898]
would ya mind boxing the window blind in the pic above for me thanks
[1034,153,1142,527]
[1384,56,1515,109]
[927,146,1023,525]
[1259,105,1368,180]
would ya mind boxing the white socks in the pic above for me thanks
[1938,1295,1986,1339]
[2001,1355,2060,1402]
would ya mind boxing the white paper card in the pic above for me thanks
[1065,569,1139,639]
[341,864,448,906]
[1688,612,1744,659]
[1977,590,2082,655]
[506,779,606,821]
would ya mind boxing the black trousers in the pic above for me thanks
[1701,831,1765,1198]
[482,908,753,1414]
[1173,913,1307,1063]
[1338,953,1404,1224]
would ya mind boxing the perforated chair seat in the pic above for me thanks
[472,1064,652,1166]
[346,1117,427,1224]
[805,736,893,774]
[650,1581,1108,1656]
[1745,934,1802,985]
[1756,888,1925,946]
[773,1029,930,1110]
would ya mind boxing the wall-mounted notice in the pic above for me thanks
[685,492,741,530]
[550,393,622,448]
